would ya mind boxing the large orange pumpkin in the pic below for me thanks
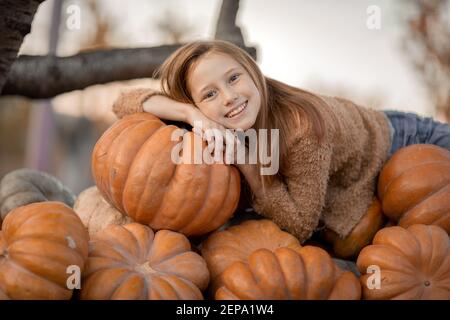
[80,223,210,300]
[0,202,89,299]
[91,113,240,236]
[377,144,450,234]
[200,219,360,299]
[215,246,361,300]
[320,197,386,259]
[200,219,301,292]
[357,224,450,299]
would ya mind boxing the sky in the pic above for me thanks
[21,0,441,118]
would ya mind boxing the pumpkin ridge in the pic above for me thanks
[152,274,181,299]
[273,248,292,299]
[416,225,445,276]
[8,235,87,264]
[92,238,138,265]
[133,126,177,223]
[161,131,213,230]
[109,271,142,299]
[152,158,191,230]
[119,120,166,217]
[100,119,143,208]
[143,272,155,299]
[207,243,252,260]
[161,273,203,299]
[380,161,450,200]
[146,230,191,265]
[207,168,241,232]
[122,225,144,263]
[3,203,65,238]
[92,118,141,197]
[7,250,82,286]
[402,183,450,221]
[151,251,209,290]
[429,252,450,281]
[105,121,147,211]
[5,211,87,252]
[7,258,71,293]
[193,164,232,233]
[178,164,214,234]
[392,282,425,299]
[105,269,135,300]
[370,244,419,275]
[361,270,418,300]
[82,261,129,278]
[399,185,450,231]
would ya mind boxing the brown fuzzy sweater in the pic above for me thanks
[112,89,393,243]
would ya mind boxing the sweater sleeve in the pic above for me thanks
[112,88,162,119]
[251,132,333,243]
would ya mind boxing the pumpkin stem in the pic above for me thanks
[135,261,157,275]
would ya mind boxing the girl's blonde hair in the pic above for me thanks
[154,40,330,188]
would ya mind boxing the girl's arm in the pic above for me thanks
[111,88,228,137]
[112,88,196,122]
[143,94,197,123]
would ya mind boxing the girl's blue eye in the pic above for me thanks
[229,73,240,82]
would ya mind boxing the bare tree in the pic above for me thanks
[403,0,450,122]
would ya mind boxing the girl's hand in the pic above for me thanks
[186,107,235,157]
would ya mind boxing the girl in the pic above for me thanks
[112,40,450,244]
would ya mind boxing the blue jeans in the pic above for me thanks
[383,110,450,159]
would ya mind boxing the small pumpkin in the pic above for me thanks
[357,224,450,299]
[320,197,386,259]
[91,113,240,236]
[80,223,210,300]
[0,201,89,299]
[200,219,302,294]
[216,246,361,300]
[0,168,76,222]
[377,144,450,234]
[74,186,132,235]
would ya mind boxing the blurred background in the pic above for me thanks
[0,0,449,195]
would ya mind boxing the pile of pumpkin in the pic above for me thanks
[0,113,448,300]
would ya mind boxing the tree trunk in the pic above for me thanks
[0,0,45,93]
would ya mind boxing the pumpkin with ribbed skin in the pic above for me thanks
[0,168,75,222]
[321,197,386,259]
[357,224,450,299]
[0,202,89,299]
[215,246,361,300]
[377,144,450,234]
[74,186,132,235]
[80,223,210,300]
[91,113,240,237]
[200,219,302,294]
[201,219,360,299]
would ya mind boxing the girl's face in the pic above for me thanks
[187,52,261,130]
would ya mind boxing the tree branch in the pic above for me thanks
[1,44,256,99]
